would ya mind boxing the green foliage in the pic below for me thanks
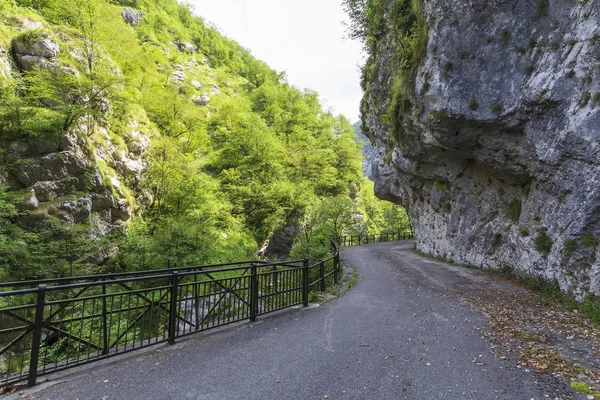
[0,0,413,282]
[491,103,504,115]
[571,382,600,399]
[534,230,553,258]
[344,0,428,133]
[468,99,479,111]
[507,200,522,223]
[343,268,359,294]
[581,235,598,247]
[290,178,412,264]
[537,0,549,16]
[433,180,450,192]
[443,61,453,78]
[563,239,578,254]
[592,93,600,109]
[525,64,534,76]
[579,91,592,108]
[519,227,530,237]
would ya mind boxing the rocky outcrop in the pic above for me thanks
[11,32,59,71]
[5,126,146,230]
[121,8,146,28]
[363,0,600,298]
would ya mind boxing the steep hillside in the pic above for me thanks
[0,0,411,281]
[348,0,600,298]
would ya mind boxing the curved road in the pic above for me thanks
[20,242,583,400]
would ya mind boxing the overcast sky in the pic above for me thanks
[189,0,364,123]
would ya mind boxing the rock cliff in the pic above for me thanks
[362,0,600,298]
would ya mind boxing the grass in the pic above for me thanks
[571,382,600,399]
[507,200,522,223]
[343,268,359,294]
[496,268,600,324]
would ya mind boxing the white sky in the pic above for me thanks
[188,0,364,122]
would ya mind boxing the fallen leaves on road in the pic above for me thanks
[452,272,600,392]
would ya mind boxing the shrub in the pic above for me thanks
[468,99,479,111]
[563,239,578,254]
[492,103,504,115]
[525,64,534,76]
[443,62,453,75]
[579,92,592,108]
[507,200,522,223]
[581,235,598,247]
[537,0,549,15]
[433,180,450,192]
[534,230,553,257]
[519,227,530,237]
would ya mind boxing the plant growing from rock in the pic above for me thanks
[535,230,553,258]
[563,239,578,254]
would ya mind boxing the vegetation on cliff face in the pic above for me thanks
[343,0,427,137]
[0,0,411,281]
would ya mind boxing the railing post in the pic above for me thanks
[272,265,278,297]
[333,255,339,284]
[319,261,325,292]
[101,279,108,355]
[168,272,179,345]
[250,263,258,322]
[28,284,46,387]
[302,258,309,307]
[193,270,200,331]
[358,235,361,245]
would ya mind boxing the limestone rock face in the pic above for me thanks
[363,0,600,298]
[11,32,60,71]
[121,8,146,27]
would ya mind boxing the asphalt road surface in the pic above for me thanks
[17,241,585,400]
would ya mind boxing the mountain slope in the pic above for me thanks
[0,0,410,280]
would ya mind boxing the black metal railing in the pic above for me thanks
[0,241,342,388]
[335,232,414,247]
